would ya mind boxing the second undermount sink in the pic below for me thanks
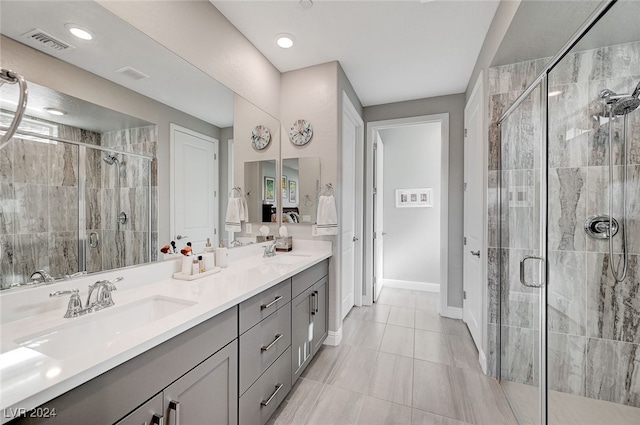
[16,295,196,359]
[265,253,312,266]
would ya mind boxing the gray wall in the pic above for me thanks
[364,94,465,308]
[379,123,441,285]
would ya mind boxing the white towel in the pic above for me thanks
[313,194,338,236]
[240,195,249,222]
[225,198,241,232]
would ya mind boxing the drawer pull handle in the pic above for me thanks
[314,290,319,313]
[168,400,180,425]
[261,383,284,407]
[151,414,164,425]
[261,295,283,310]
[261,334,284,352]
[310,292,316,316]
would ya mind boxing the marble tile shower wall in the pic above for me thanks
[488,41,640,408]
[0,125,98,288]
[99,126,157,270]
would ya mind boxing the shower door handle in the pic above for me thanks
[519,255,544,288]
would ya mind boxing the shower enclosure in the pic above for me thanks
[496,1,640,423]
[0,78,154,289]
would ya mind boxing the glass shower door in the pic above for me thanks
[499,81,547,425]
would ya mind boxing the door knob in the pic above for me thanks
[175,235,188,240]
[382,232,387,236]
[470,250,480,258]
[353,237,359,242]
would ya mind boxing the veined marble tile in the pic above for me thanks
[48,232,78,278]
[0,234,15,289]
[586,253,640,344]
[548,333,587,396]
[0,182,15,235]
[14,233,49,284]
[548,167,587,252]
[503,169,541,250]
[13,138,48,185]
[48,186,78,233]
[85,147,103,190]
[487,323,499,378]
[119,187,150,232]
[487,247,499,325]
[626,165,640,255]
[101,229,126,270]
[549,49,592,87]
[586,165,625,254]
[123,231,149,266]
[501,248,540,330]
[585,338,640,407]
[0,138,13,182]
[548,83,590,168]
[489,58,549,95]
[101,188,119,231]
[49,142,77,187]
[488,171,499,248]
[547,250,587,335]
[500,325,537,386]
[86,189,101,230]
[151,232,158,262]
[14,183,48,233]
[500,90,542,172]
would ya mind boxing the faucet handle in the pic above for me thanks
[50,288,79,297]
[50,289,84,318]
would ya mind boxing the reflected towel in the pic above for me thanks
[314,194,338,236]
[240,195,249,222]
[225,198,241,232]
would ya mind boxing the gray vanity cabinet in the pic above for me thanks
[291,261,329,383]
[114,394,163,425]
[164,341,238,425]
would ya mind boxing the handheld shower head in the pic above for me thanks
[632,80,640,98]
[612,96,640,116]
[600,88,618,99]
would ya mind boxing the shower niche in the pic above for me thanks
[0,80,155,289]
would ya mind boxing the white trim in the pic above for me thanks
[341,91,365,312]
[382,279,439,293]
[324,328,343,346]
[478,348,488,375]
[442,306,463,320]
[365,114,449,315]
[227,138,235,244]
[169,123,220,246]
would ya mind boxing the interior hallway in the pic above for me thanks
[268,287,517,425]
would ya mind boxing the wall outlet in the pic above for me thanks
[245,223,252,234]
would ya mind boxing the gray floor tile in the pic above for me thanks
[357,397,412,425]
[267,378,324,425]
[412,409,470,425]
[388,306,416,328]
[447,334,481,372]
[301,344,347,383]
[327,345,378,394]
[415,291,440,311]
[453,368,518,425]
[369,352,414,406]
[415,309,446,333]
[413,360,464,421]
[348,304,391,323]
[380,324,415,358]
[415,329,453,365]
[342,317,387,351]
[306,384,366,425]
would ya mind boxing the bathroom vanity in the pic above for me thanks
[0,240,331,425]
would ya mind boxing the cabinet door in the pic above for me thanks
[114,393,163,425]
[164,340,237,425]
[291,286,314,383]
[312,277,328,353]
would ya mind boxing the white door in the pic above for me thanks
[463,76,484,350]
[170,124,219,254]
[341,93,364,320]
[373,134,385,301]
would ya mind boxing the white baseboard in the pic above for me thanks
[441,306,463,319]
[382,279,439,293]
[324,327,342,346]
[478,348,488,375]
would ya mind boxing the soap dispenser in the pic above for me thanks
[216,239,228,268]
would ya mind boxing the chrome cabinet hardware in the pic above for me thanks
[310,292,316,316]
[261,334,284,352]
[314,290,319,313]
[260,296,283,310]
[151,414,164,425]
[261,384,283,407]
[168,400,180,425]
[519,255,544,288]
[470,250,481,258]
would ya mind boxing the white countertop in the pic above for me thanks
[0,240,332,422]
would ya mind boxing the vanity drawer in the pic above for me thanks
[239,347,292,425]
[292,259,328,299]
[239,304,291,395]
[239,278,291,334]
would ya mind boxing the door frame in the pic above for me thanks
[169,123,220,247]
[463,72,489,372]
[340,91,365,313]
[364,114,449,312]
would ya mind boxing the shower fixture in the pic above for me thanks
[589,80,640,282]
[102,153,120,166]
[103,153,128,226]
[0,68,28,150]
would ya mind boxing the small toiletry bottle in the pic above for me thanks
[181,255,192,275]
[204,238,214,253]
[198,255,205,273]
[192,257,199,275]
[216,240,228,268]
[203,251,215,271]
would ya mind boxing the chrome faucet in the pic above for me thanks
[50,277,123,318]
[230,240,243,247]
[263,240,285,258]
[30,270,55,284]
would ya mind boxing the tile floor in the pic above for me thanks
[268,287,518,425]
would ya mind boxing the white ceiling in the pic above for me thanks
[212,0,500,106]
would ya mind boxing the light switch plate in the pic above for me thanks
[302,215,311,223]
[245,223,252,234]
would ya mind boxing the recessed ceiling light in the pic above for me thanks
[276,33,295,49]
[548,90,563,97]
[44,107,67,116]
[299,0,313,9]
[65,24,93,41]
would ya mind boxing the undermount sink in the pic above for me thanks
[15,295,196,359]
[265,253,312,266]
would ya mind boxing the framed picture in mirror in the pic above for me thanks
[264,177,275,202]
[282,175,288,198]
[289,180,297,202]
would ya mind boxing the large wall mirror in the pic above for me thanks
[0,0,279,289]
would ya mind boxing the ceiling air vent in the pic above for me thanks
[22,29,74,51]
[115,66,150,81]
